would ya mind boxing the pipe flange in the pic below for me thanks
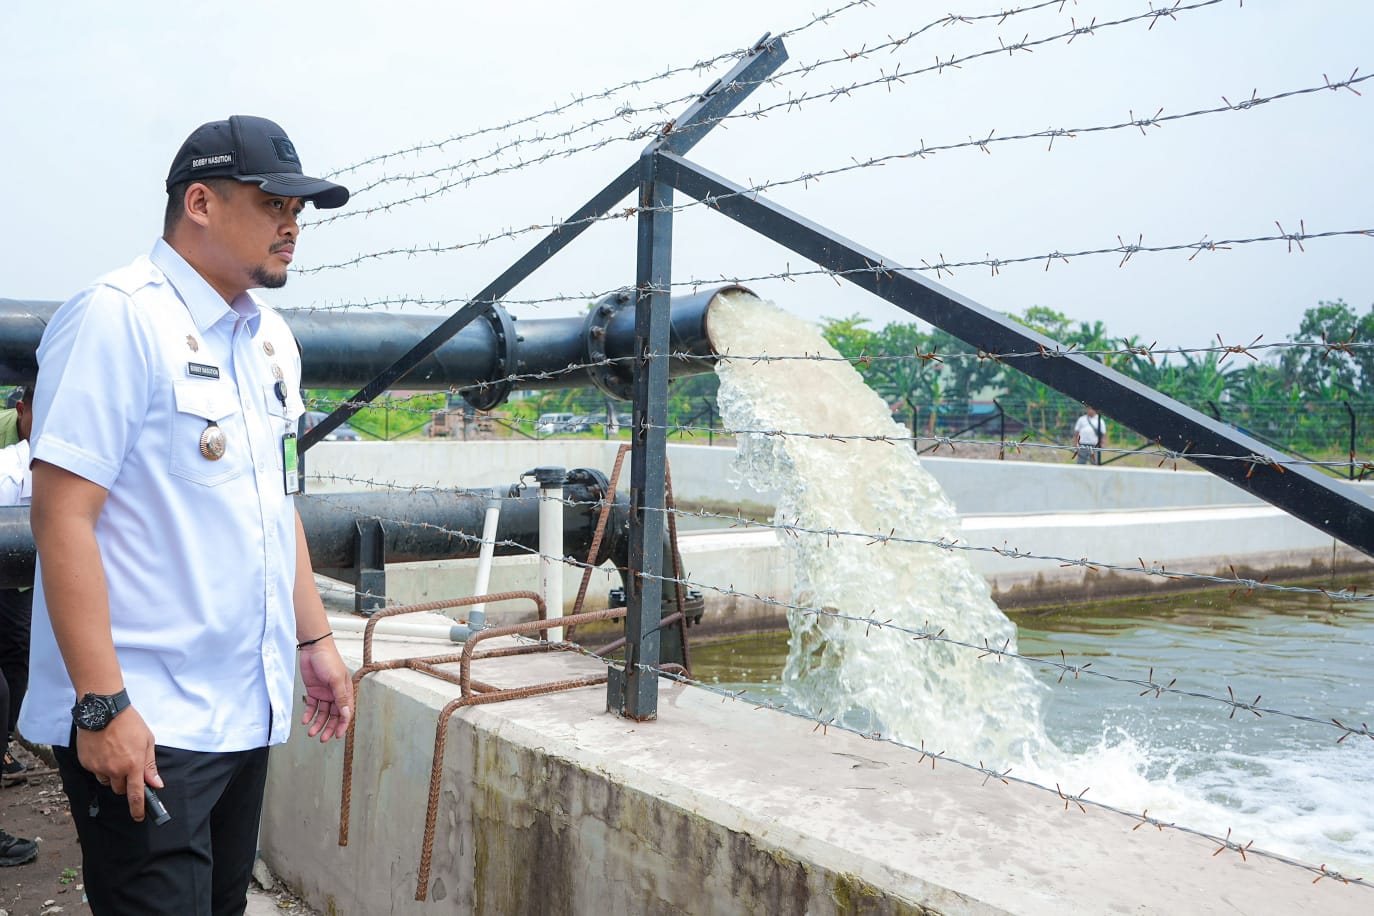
[460,304,518,411]
[565,467,611,502]
[584,289,635,401]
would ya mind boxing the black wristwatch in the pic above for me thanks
[71,689,131,731]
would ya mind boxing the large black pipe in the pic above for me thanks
[0,285,741,405]
[0,470,631,590]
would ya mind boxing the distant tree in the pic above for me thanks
[820,315,958,435]
[1003,307,1086,437]
[819,313,880,365]
[1278,299,1374,395]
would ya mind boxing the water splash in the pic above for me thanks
[707,291,1374,875]
[710,292,1053,766]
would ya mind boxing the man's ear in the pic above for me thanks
[182,182,216,229]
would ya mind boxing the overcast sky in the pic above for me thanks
[2,0,1370,352]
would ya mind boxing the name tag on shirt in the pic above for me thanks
[187,362,221,379]
[283,433,300,495]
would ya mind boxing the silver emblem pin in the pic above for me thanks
[199,422,226,461]
[187,335,199,353]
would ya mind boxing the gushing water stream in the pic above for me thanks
[710,291,1055,767]
[707,291,1374,874]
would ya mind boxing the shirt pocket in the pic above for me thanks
[264,383,305,469]
[169,379,244,486]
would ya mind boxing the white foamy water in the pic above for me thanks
[711,292,1053,765]
[708,291,1374,876]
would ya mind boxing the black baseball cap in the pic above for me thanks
[165,115,349,209]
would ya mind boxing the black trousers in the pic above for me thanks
[55,741,269,916]
[0,586,31,744]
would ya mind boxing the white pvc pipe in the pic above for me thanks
[539,482,564,642]
[331,615,461,642]
[469,492,502,624]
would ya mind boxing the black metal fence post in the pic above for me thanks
[605,34,787,719]
[609,151,673,720]
[1345,400,1357,480]
[995,398,1006,460]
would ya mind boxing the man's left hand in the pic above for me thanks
[298,641,353,742]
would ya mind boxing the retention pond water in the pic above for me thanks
[691,583,1374,877]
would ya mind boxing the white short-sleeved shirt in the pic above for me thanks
[1074,413,1105,446]
[0,439,30,506]
[22,239,306,752]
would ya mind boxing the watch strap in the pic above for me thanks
[104,688,131,719]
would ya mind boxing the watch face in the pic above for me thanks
[74,697,112,730]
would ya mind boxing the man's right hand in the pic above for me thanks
[76,706,164,822]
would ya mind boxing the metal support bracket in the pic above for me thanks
[354,518,387,616]
[608,34,790,719]
[610,151,672,720]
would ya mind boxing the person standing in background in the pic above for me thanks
[0,388,38,868]
[1072,404,1107,465]
[0,387,36,784]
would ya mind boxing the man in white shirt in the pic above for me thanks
[25,116,353,915]
[1072,404,1107,465]
[0,435,30,506]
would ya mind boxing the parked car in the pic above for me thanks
[566,415,596,432]
[535,412,576,434]
[304,410,363,441]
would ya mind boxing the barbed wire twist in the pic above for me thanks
[321,0,878,180]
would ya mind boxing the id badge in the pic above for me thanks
[282,433,300,495]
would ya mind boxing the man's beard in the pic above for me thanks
[251,265,288,289]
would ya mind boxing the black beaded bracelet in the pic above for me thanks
[296,631,333,650]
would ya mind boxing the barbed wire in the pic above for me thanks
[701,336,1374,365]
[303,0,1258,243]
[299,179,1374,278]
[293,214,1374,318]
[652,422,1374,474]
[321,0,878,181]
[301,487,1374,772]
[315,59,1369,230]
[638,510,1374,611]
[309,118,667,229]
[631,569,1374,746]
[312,561,1373,890]
[302,373,1374,475]
[303,378,1374,473]
[304,472,1374,609]
[309,0,1088,227]
[696,0,1237,135]
[312,545,1371,890]
[638,665,1372,889]
[449,603,1374,890]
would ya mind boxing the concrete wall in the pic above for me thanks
[259,621,1368,915]
[307,439,1314,515]
[309,441,1372,624]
